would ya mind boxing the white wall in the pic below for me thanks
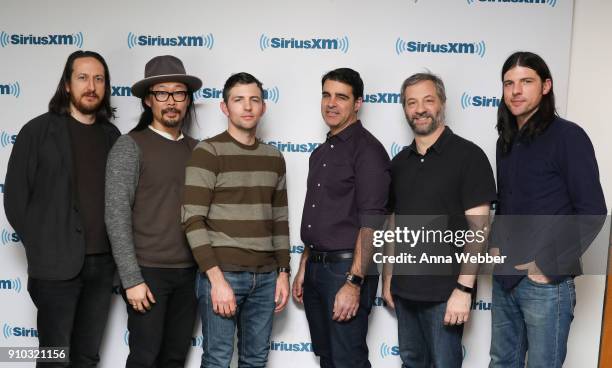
[565,1,612,366]
[1,1,609,367]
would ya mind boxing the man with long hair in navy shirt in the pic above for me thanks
[489,51,607,368]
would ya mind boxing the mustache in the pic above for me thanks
[162,108,181,114]
[82,92,99,98]
[412,112,433,119]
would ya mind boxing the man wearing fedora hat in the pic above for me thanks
[105,55,202,368]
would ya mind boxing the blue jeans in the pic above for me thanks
[393,297,463,368]
[489,276,576,368]
[303,258,378,368]
[196,271,277,368]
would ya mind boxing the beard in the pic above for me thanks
[70,92,102,115]
[160,107,184,128]
[407,109,445,136]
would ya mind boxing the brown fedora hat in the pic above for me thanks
[131,55,202,98]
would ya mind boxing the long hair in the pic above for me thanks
[48,50,116,121]
[131,92,197,134]
[497,51,557,154]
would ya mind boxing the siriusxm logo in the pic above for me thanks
[259,34,349,54]
[1,229,21,245]
[127,32,214,49]
[395,38,486,58]
[472,299,492,311]
[379,342,400,358]
[290,245,305,254]
[390,143,408,158]
[0,82,21,98]
[2,323,38,339]
[0,278,22,293]
[467,0,556,7]
[1,131,17,148]
[111,85,132,97]
[0,31,83,48]
[460,92,501,109]
[364,92,400,104]
[265,141,320,153]
[194,86,280,104]
[269,340,313,352]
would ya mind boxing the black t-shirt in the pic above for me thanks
[389,126,496,302]
[68,117,112,255]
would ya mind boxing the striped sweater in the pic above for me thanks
[182,131,290,272]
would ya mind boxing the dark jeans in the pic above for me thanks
[303,258,378,368]
[27,253,115,368]
[124,267,197,368]
[393,297,463,368]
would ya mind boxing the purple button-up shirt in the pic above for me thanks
[300,121,390,251]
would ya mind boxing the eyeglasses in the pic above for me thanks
[148,90,189,102]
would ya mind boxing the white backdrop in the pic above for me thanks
[2,0,604,367]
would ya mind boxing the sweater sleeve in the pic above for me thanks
[182,141,219,273]
[105,135,143,288]
[272,153,290,268]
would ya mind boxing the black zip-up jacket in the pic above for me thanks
[4,112,120,280]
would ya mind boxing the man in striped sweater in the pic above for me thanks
[182,72,290,367]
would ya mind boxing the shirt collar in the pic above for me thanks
[326,120,362,142]
[148,125,184,141]
[408,126,453,156]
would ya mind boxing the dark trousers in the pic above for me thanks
[393,297,464,368]
[124,267,197,368]
[27,253,115,368]
[303,258,378,368]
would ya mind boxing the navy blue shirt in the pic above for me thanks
[300,121,390,251]
[493,117,607,288]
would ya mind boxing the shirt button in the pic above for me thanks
[317,183,321,187]
[420,158,425,163]
[331,144,334,149]
[312,204,316,208]
[307,224,312,228]
[323,163,327,167]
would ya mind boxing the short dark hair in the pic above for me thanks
[497,51,557,154]
[400,71,447,106]
[48,50,115,121]
[321,68,364,100]
[222,72,264,103]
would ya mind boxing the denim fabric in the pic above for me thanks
[303,258,378,368]
[393,297,464,368]
[489,276,576,368]
[196,271,277,368]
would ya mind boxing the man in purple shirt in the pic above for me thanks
[292,68,390,368]
[489,52,607,367]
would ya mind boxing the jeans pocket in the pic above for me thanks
[325,261,351,279]
[525,275,556,287]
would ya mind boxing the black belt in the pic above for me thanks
[309,250,353,263]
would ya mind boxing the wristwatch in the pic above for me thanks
[346,273,364,286]
[277,267,291,275]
